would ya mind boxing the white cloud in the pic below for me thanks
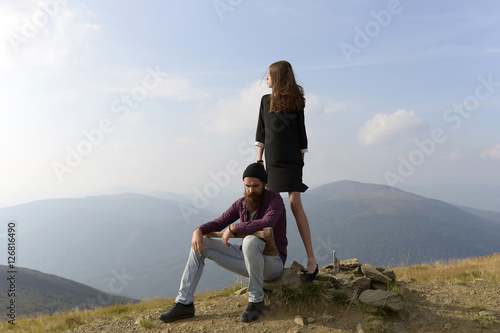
[101,69,211,102]
[357,109,424,146]
[0,1,101,71]
[200,81,269,135]
[150,76,212,101]
[480,144,500,160]
[441,148,471,161]
[305,93,347,116]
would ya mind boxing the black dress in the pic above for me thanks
[255,94,309,193]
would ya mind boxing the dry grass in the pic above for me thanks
[0,299,174,333]
[267,281,333,311]
[4,253,500,331]
[392,253,500,284]
[213,278,244,297]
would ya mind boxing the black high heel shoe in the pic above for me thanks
[300,264,318,282]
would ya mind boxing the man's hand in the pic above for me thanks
[192,228,206,256]
[222,226,232,247]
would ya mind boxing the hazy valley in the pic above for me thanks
[1,180,500,317]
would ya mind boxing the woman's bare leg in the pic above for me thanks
[289,191,317,273]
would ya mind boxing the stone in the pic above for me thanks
[371,281,388,291]
[361,264,392,284]
[351,276,371,294]
[263,268,302,291]
[479,310,497,317]
[367,319,385,331]
[383,269,396,281]
[335,276,353,289]
[234,287,248,295]
[289,261,304,273]
[356,323,366,333]
[392,321,407,333]
[340,258,361,268]
[315,272,336,282]
[341,266,361,274]
[294,315,304,326]
[358,289,404,312]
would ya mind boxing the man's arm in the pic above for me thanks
[198,200,241,235]
[191,228,206,256]
[192,224,234,254]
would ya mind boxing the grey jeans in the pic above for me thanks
[175,235,283,304]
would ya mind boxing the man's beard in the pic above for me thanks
[244,191,264,212]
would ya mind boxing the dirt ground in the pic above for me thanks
[68,278,500,333]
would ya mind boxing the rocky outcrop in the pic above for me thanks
[263,257,404,312]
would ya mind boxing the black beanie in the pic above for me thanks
[242,163,268,184]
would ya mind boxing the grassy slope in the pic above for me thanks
[2,253,499,332]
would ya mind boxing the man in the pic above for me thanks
[159,163,287,323]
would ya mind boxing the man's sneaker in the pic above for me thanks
[240,301,264,323]
[158,302,195,323]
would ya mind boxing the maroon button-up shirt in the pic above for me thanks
[198,189,288,264]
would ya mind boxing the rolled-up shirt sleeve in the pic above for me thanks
[198,201,240,234]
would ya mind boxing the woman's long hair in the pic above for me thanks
[267,60,305,113]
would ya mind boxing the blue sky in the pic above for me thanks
[1,0,499,209]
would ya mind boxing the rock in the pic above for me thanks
[305,317,315,324]
[294,315,304,326]
[335,275,353,289]
[383,269,396,281]
[341,267,362,274]
[367,319,385,331]
[358,289,404,312]
[392,321,407,333]
[289,261,304,273]
[234,287,248,295]
[371,280,388,291]
[315,272,336,282]
[356,323,366,333]
[351,276,371,294]
[361,264,392,284]
[340,258,361,268]
[264,268,302,291]
[479,310,497,317]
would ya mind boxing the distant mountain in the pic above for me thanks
[399,183,500,213]
[455,205,500,224]
[288,180,500,268]
[0,193,241,302]
[1,181,499,304]
[0,265,137,318]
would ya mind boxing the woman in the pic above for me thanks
[254,60,318,280]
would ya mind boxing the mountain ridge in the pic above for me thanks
[1,180,499,302]
[0,265,137,318]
